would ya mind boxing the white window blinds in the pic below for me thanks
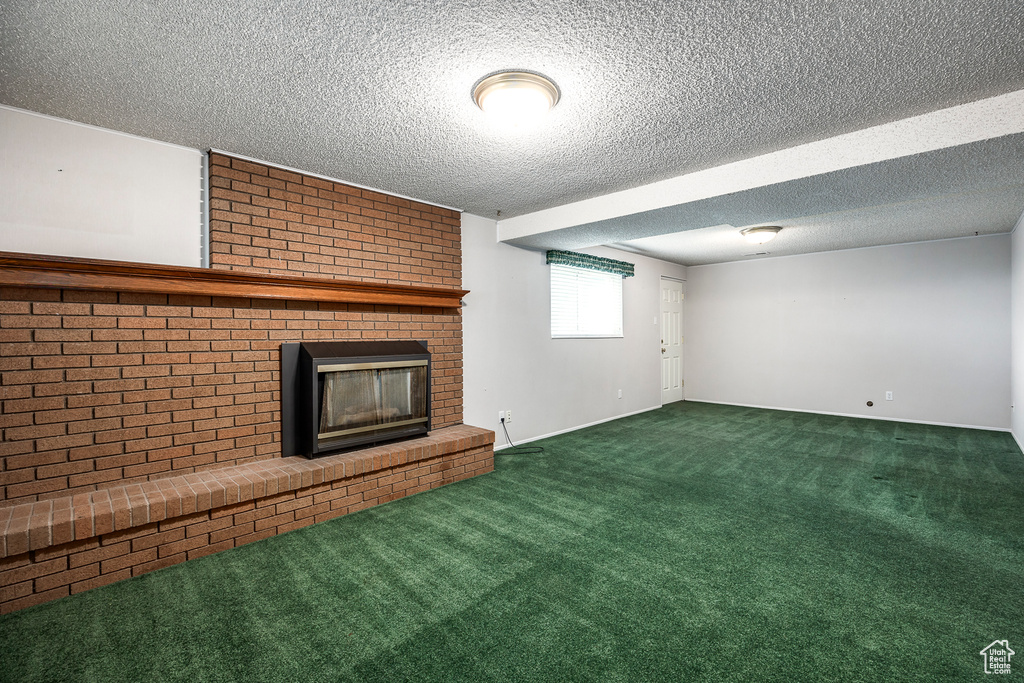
[550,264,623,338]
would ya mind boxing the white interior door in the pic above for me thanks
[660,278,684,404]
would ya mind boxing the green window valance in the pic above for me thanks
[545,250,635,277]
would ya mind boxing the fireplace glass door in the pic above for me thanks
[317,360,428,449]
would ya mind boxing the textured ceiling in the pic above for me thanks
[1,0,1023,263]
[506,134,1024,263]
[609,186,1023,266]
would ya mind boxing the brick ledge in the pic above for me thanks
[0,425,493,559]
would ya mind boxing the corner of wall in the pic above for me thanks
[461,217,687,443]
[1011,212,1024,453]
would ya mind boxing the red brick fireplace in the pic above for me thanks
[0,154,494,613]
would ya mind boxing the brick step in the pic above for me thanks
[1,425,493,559]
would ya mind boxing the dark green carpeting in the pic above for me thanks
[2,402,1022,682]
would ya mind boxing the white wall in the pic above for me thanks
[685,235,1012,429]
[0,106,203,266]
[462,213,687,445]
[1011,214,1024,449]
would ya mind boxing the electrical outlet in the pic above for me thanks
[498,410,505,422]
[505,409,511,423]
[885,391,893,401]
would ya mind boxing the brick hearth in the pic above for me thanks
[0,426,492,613]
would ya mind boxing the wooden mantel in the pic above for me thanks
[0,251,468,308]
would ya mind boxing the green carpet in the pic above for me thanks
[2,402,1022,682]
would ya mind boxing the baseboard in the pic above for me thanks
[494,405,662,451]
[687,399,1013,433]
[493,401,1018,452]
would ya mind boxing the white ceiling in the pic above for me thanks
[1,0,1023,265]
[505,122,1024,263]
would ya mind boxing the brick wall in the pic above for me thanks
[208,153,461,287]
[0,154,466,509]
[0,289,462,508]
[0,155,490,614]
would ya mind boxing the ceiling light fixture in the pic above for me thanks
[740,226,783,244]
[473,71,559,128]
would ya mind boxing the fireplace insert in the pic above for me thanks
[281,341,431,457]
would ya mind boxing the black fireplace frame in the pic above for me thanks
[281,340,431,458]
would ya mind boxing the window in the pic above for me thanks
[550,264,623,338]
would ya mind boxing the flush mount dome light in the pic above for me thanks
[740,226,783,244]
[473,71,559,128]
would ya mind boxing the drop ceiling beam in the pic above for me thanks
[496,90,1024,245]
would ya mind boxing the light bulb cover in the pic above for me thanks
[740,226,783,244]
[473,71,559,127]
